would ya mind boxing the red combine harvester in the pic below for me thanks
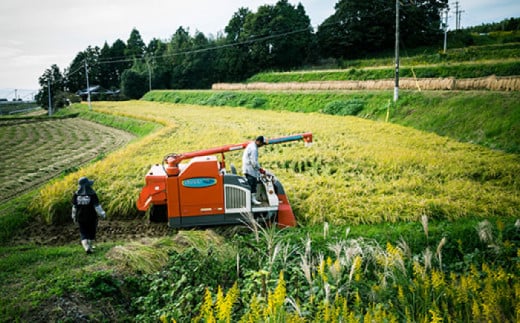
[137,132,313,228]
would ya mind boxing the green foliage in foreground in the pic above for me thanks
[0,193,35,243]
[0,241,140,321]
[1,216,518,321]
[143,90,520,154]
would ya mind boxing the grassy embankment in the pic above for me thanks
[247,42,520,81]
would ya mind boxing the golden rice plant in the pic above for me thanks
[106,229,234,274]
[29,100,520,226]
[105,237,174,274]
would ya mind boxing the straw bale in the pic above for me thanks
[212,76,520,91]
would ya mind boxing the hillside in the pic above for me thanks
[247,42,520,82]
[25,101,519,226]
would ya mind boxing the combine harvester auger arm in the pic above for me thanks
[137,132,312,228]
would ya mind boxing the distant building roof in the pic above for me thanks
[76,85,120,96]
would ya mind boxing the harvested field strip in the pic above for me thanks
[0,118,134,203]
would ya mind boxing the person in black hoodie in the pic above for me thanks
[71,177,106,253]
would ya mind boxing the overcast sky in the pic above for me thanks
[0,0,518,99]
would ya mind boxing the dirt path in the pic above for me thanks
[8,217,173,246]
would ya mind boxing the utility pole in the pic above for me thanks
[454,1,464,30]
[47,80,52,116]
[454,1,459,30]
[458,8,464,29]
[394,0,400,102]
[145,57,152,92]
[84,60,92,110]
[443,8,449,53]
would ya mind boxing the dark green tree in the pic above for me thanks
[183,31,215,88]
[121,69,148,99]
[98,42,113,89]
[217,7,254,81]
[269,1,314,69]
[125,28,146,59]
[467,17,520,33]
[98,39,129,90]
[146,38,170,89]
[317,0,448,59]
[35,64,65,110]
[64,46,100,93]
[400,0,448,47]
[165,27,193,89]
[241,0,314,72]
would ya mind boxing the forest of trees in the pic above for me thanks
[37,0,453,107]
[465,17,520,33]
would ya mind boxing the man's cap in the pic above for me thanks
[256,136,265,144]
[78,177,94,186]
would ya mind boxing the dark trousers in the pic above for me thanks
[245,174,258,194]
[78,218,98,240]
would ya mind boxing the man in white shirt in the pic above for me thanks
[242,136,266,205]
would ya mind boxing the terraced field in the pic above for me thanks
[0,117,134,203]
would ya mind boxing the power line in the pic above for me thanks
[443,8,449,52]
[71,2,434,74]
[66,24,316,80]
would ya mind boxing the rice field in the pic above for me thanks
[29,101,520,226]
[0,117,134,203]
